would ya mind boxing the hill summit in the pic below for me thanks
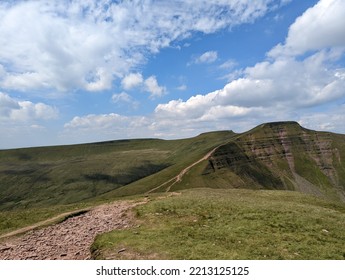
[198,121,345,202]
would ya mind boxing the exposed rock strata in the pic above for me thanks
[204,122,345,201]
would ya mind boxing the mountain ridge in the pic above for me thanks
[199,121,345,202]
[0,121,344,212]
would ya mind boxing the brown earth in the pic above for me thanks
[0,200,145,260]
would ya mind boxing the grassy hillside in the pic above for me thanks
[0,131,234,211]
[1,121,345,260]
[1,121,344,237]
[2,121,343,212]
[91,188,345,260]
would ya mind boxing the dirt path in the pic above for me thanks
[0,208,92,240]
[0,200,145,260]
[146,146,220,194]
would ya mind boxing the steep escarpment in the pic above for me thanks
[203,122,345,202]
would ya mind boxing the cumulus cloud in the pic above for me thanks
[153,51,345,133]
[144,76,167,98]
[152,0,345,135]
[3,0,345,149]
[269,0,345,57]
[121,73,166,98]
[84,68,113,91]
[0,0,287,94]
[63,59,345,142]
[194,51,218,64]
[121,73,144,90]
[0,92,58,148]
[0,92,58,122]
[62,50,345,140]
[59,0,345,144]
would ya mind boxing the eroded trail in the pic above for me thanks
[0,200,144,260]
[147,145,221,194]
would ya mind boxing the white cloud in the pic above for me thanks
[298,105,345,133]
[63,113,153,143]
[0,92,58,122]
[269,0,345,57]
[120,73,166,98]
[0,0,287,94]
[64,113,129,130]
[50,0,345,145]
[154,50,345,127]
[121,73,144,90]
[112,92,139,108]
[0,92,20,116]
[84,68,113,91]
[149,0,345,136]
[199,105,257,121]
[4,0,345,148]
[112,92,133,104]
[194,51,218,64]
[144,76,167,98]
[0,92,58,148]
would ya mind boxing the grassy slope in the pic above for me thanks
[0,131,234,211]
[0,139,167,210]
[91,188,345,260]
[0,131,234,234]
[92,130,236,199]
[1,123,345,260]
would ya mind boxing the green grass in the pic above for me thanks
[91,188,345,260]
[0,131,234,211]
[0,131,234,236]
[0,140,171,210]
[87,131,235,198]
[1,122,344,251]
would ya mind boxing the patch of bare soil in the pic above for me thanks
[0,200,145,260]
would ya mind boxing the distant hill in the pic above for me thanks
[0,131,234,210]
[0,121,344,211]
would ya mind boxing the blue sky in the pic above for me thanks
[0,0,344,148]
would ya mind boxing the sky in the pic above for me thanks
[0,0,344,149]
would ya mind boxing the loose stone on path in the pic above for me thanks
[0,200,141,260]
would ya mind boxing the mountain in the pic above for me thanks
[172,121,345,203]
[0,121,344,212]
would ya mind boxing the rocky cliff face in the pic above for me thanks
[204,122,345,202]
